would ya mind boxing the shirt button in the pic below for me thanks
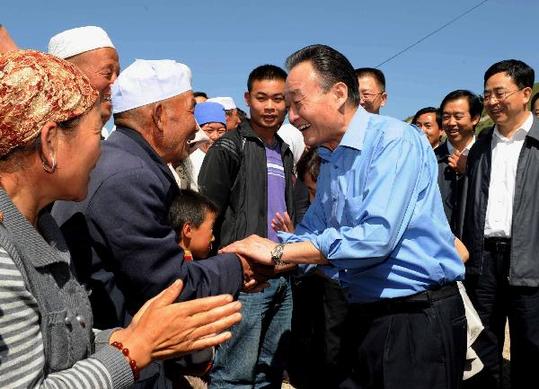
[75,315,86,328]
[64,315,72,329]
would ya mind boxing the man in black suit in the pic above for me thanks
[435,90,482,238]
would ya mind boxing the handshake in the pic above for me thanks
[224,235,295,293]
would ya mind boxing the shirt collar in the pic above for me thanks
[447,136,476,156]
[337,106,370,151]
[493,112,533,142]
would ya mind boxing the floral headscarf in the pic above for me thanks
[0,49,98,157]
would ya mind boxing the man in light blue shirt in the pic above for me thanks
[222,44,466,388]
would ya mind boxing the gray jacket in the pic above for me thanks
[0,189,132,387]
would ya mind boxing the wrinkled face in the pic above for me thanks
[70,48,120,124]
[534,98,539,118]
[245,79,287,132]
[415,112,443,148]
[159,91,197,163]
[188,211,216,259]
[442,98,478,146]
[225,109,241,130]
[56,105,103,201]
[484,72,531,127]
[357,75,386,114]
[286,61,343,149]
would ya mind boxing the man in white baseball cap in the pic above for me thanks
[52,60,258,358]
[49,26,120,131]
[207,96,242,130]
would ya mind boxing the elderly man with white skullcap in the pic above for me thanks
[51,61,261,383]
[49,26,120,135]
[207,96,242,130]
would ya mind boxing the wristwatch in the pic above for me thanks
[270,243,286,266]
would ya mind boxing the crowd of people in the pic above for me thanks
[0,23,538,389]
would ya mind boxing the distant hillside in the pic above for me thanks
[405,82,539,135]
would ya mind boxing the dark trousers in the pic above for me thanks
[465,239,539,389]
[288,270,350,389]
[339,283,467,389]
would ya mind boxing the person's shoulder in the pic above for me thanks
[368,114,419,144]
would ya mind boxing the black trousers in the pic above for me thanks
[465,239,539,389]
[339,283,467,389]
[288,270,350,389]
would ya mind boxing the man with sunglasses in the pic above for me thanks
[463,59,538,389]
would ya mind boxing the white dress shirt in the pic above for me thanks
[447,136,475,156]
[484,113,533,238]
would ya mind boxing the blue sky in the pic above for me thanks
[3,0,538,120]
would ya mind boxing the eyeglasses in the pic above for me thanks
[482,88,522,103]
[360,91,384,101]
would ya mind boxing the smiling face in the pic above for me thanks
[484,72,532,132]
[56,105,103,201]
[357,74,386,114]
[69,48,120,124]
[244,79,287,133]
[286,61,348,150]
[415,112,443,148]
[158,91,197,163]
[442,97,478,148]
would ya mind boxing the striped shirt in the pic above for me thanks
[0,247,124,388]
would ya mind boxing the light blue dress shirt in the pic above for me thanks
[279,107,464,303]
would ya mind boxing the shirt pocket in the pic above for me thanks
[45,309,71,372]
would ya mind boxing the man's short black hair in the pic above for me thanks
[247,64,287,92]
[168,189,218,232]
[484,59,535,89]
[354,67,386,91]
[412,107,442,128]
[194,91,208,99]
[531,92,539,110]
[286,44,360,107]
[440,90,483,121]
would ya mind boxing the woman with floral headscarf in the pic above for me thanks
[0,50,242,388]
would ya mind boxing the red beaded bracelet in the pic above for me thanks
[111,341,140,381]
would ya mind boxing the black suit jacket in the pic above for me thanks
[434,141,467,238]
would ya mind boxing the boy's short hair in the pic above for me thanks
[296,147,321,183]
[168,189,219,231]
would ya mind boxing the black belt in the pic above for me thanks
[350,283,459,316]
[484,237,511,252]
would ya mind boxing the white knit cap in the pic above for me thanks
[207,96,237,110]
[48,26,115,59]
[111,59,192,114]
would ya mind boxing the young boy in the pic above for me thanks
[168,189,220,387]
[169,189,218,261]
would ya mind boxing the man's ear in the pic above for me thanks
[332,81,349,108]
[380,91,388,108]
[471,115,480,128]
[152,102,165,133]
[39,121,59,168]
[244,91,251,107]
[182,223,192,239]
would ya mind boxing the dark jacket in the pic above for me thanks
[52,126,243,329]
[463,116,539,286]
[434,141,468,238]
[198,120,296,249]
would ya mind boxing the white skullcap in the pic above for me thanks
[48,26,115,59]
[207,96,237,110]
[112,59,192,114]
